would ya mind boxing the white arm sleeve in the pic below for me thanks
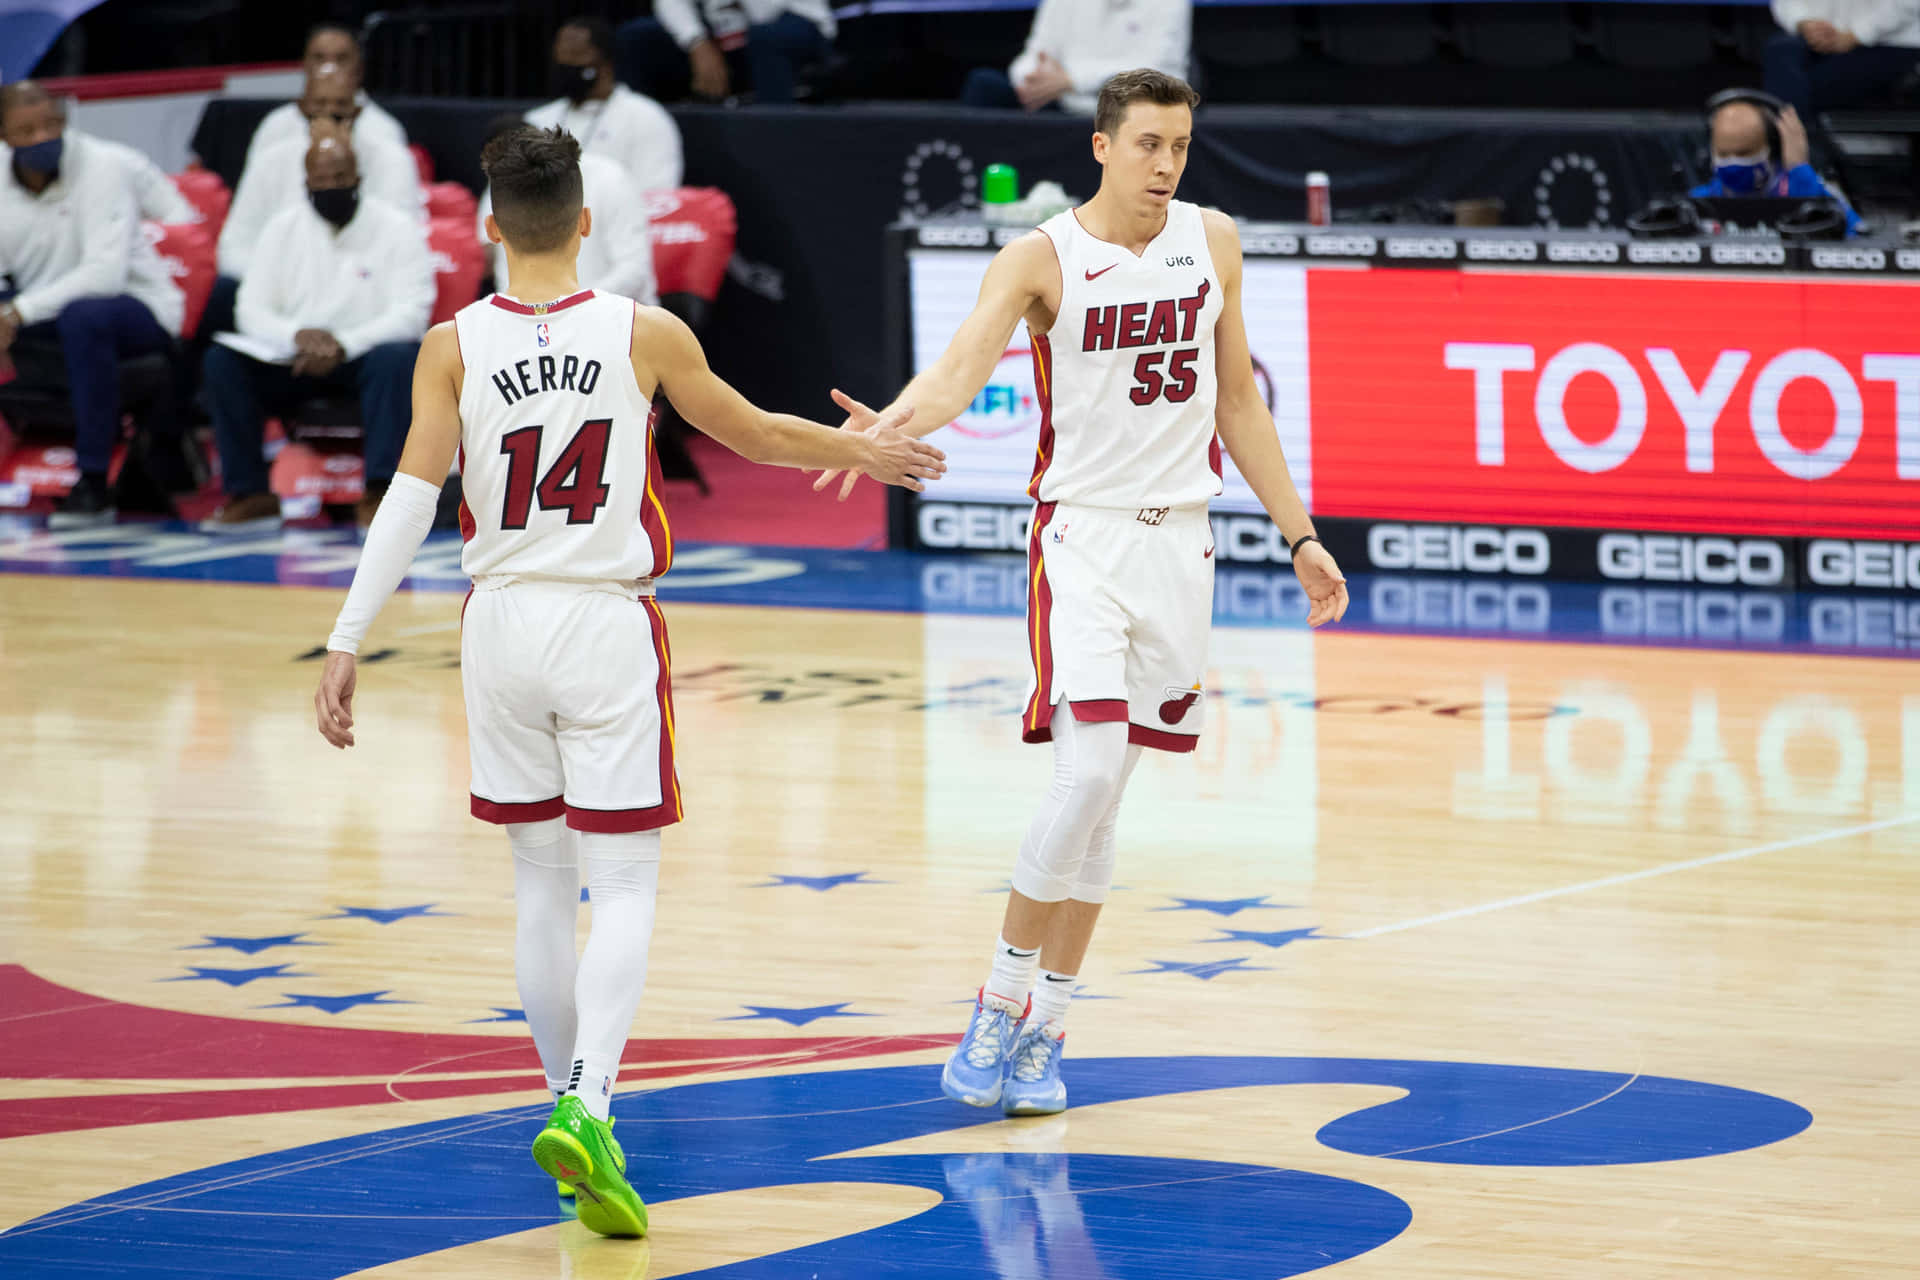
[326,472,442,654]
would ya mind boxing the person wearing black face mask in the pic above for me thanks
[201,136,435,531]
[1687,94,1863,236]
[525,17,683,195]
[0,81,185,525]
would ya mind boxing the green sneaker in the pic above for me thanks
[532,1095,648,1237]
[556,1180,574,1198]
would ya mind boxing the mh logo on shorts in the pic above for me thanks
[536,322,552,348]
[1160,684,1203,724]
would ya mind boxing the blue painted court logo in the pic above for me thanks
[0,1055,1809,1278]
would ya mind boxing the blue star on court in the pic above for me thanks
[721,1003,877,1027]
[753,872,887,891]
[1151,895,1295,917]
[1128,957,1271,981]
[260,991,413,1014]
[468,1007,527,1023]
[1204,927,1330,950]
[182,933,325,956]
[318,904,457,924]
[164,964,310,988]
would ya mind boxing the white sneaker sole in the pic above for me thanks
[199,514,284,533]
[941,1061,1003,1108]
[48,508,117,529]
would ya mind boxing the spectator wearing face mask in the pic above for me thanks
[1689,94,1863,234]
[616,0,836,105]
[528,16,682,194]
[473,114,656,305]
[1765,0,1920,117]
[245,22,407,168]
[200,134,433,531]
[0,82,184,525]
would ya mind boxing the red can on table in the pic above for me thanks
[1306,171,1331,226]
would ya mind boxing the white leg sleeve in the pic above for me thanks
[1011,714,1132,903]
[1068,744,1141,904]
[566,829,662,1120]
[509,817,579,1093]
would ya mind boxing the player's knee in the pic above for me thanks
[508,816,571,867]
[1011,856,1075,904]
[580,829,662,900]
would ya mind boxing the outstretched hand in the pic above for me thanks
[814,390,946,499]
[314,650,358,748]
[1293,541,1349,628]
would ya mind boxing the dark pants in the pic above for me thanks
[960,67,1063,111]
[11,295,172,476]
[616,13,829,104]
[1764,33,1920,116]
[203,340,417,498]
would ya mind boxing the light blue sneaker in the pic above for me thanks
[942,988,1025,1107]
[1001,1020,1067,1116]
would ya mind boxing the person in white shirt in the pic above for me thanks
[1766,0,1920,115]
[527,17,682,194]
[68,129,197,225]
[960,0,1191,115]
[245,23,408,173]
[0,83,184,525]
[201,135,433,531]
[616,0,835,104]
[474,115,656,305]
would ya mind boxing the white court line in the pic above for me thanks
[1347,812,1920,939]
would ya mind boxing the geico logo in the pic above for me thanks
[1810,598,1920,648]
[921,226,989,247]
[1709,242,1786,267]
[915,502,1030,550]
[1597,533,1786,586]
[1546,241,1620,264]
[1210,515,1291,563]
[919,560,1027,611]
[1810,246,1886,271]
[1369,578,1550,631]
[1306,234,1378,257]
[1386,237,1458,260]
[1240,232,1300,255]
[1628,242,1702,265]
[1366,523,1550,574]
[1599,588,1785,640]
[1464,239,1539,262]
[1215,571,1310,623]
[1806,539,1920,589]
[1899,249,1920,271]
[1443,341,1920,480]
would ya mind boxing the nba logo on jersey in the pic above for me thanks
[536,322,551,348]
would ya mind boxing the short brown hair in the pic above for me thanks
[1094,69,1199,137]
[482,124,583,254]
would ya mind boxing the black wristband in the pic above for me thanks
[1287,534,1323,560]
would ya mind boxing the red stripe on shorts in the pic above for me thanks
[1069,699,1129,723]
[1021,501,1059,745]
[1128,725,1200,754]
[471,795,565,824]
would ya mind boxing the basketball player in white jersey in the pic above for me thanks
[817,70,1348,1115]
[310,125,944,1236]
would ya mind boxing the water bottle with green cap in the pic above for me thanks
[981,163,1019,224]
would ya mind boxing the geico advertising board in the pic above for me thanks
[1308,269,1920,540]
[905,249,1312,512]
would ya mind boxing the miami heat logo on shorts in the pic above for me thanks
[1160,684,1203,724]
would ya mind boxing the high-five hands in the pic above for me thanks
[817,390,946,497]
[1293,541,1349,628]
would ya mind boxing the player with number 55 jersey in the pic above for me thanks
[309,124,943,1239]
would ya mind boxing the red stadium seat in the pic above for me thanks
[409,144,435,187]
[170,166,231,238]
[425,180,477,224]
[427,216,486,326]
[647,187,737,327]
[148,219,217,341]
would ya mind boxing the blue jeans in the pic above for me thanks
[616,12,829,103]
[1763,33,1920,116]
[12,295,172,476]
[203,340,418,498]
[961,68,1062,111]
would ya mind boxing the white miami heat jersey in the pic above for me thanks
[454,289,672,583]
[1030,200,1225,509]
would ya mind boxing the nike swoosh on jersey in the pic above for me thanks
[1085,263,1118,280]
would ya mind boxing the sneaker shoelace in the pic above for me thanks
[1010,1029,1058,1081]
[962,1007,1010,1068]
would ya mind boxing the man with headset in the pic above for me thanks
[1689,89,1863,235]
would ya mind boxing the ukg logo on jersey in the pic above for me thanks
[952,346,1042,439]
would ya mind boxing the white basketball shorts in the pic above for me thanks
[1021,501,1214,754]
[461,578,683,832]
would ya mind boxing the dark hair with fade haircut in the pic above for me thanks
[482,124,584,253]
[0,80,54,130]
[561,14,616,63]
[1093,69,1199,137]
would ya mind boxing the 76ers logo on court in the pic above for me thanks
[536,322,551,348]
[1160,684,1203,724]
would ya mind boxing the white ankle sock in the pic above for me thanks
[985,935,1039,1010]
[1029,968,1075,1030]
